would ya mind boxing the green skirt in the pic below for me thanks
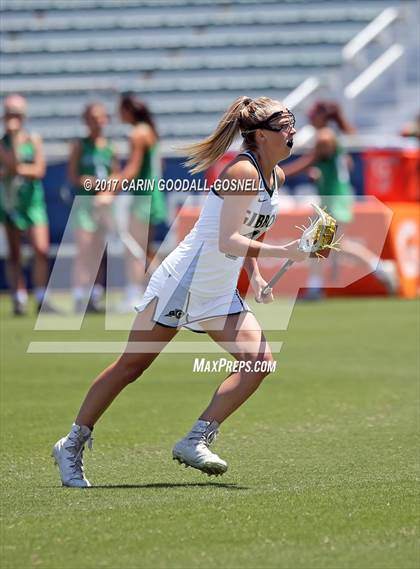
[0,181,48,230]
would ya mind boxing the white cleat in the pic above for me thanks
[172,420,228,476]
[52,423,93,488]
[376,259,399,295]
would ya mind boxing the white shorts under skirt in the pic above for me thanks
[134,263,251,332]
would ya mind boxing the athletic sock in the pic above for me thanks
[187,419,219,440]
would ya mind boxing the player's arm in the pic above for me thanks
[282,128,338,178]
[243,257,260,279]
[16,134,46,179]
[241,166,284,278]
[68,139,96,190]
[281,150,316,178]
[218,161,305,261]
[243,165,287,303]
[241,166,283,271]
[242,256,275,304]
[0,142,17,177]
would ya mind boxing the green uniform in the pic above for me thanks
[315,142,354,224]
[72,137,114,233]
[131,143,167,225]
[0,133,48,230]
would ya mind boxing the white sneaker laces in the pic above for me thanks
[190,427,218,449]
[65,433,93,479]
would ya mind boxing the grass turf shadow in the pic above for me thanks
[86,482,249,490]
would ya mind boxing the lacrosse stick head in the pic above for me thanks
[298,204,339,258]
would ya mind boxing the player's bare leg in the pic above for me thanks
[73,228,105,312]
[5,224,26,315]
[53,299,178,487]
[173,312,274,476]
[118,215,152,311]
[28,224,51,310]
[201,312,274,422]
[76,300,177,427]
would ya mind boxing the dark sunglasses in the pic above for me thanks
[241,109,296,136]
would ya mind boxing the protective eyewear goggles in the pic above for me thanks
[241,109,296,136]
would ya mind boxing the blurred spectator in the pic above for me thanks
[283,100,398,298]
[115,93,168,311]
[0,94,57,315]
[68,102,118,313]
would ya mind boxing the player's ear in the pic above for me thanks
[256,129,266,143]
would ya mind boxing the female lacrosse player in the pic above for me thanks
[0,94,54,315]
[116,93,168,311]
[68,102,117,313]
[53,95,306,487]
[284,100,397,298]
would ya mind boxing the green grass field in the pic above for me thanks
[1,296,419,569]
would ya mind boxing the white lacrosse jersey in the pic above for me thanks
[162,151,281,297]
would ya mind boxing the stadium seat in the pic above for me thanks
[0,0,396,151]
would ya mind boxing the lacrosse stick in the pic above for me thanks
[261,204,341,297]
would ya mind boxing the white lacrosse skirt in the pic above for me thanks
[134,263,250,332]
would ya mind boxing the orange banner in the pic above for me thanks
[384,202,420,298]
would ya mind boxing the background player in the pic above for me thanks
[284,100,398,298]
[68,102,118,313]
[0,94,55,315]
[116,93,168,311]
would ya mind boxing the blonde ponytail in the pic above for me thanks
[182,96,252,174]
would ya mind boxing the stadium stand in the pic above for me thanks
[1,0,412,156]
